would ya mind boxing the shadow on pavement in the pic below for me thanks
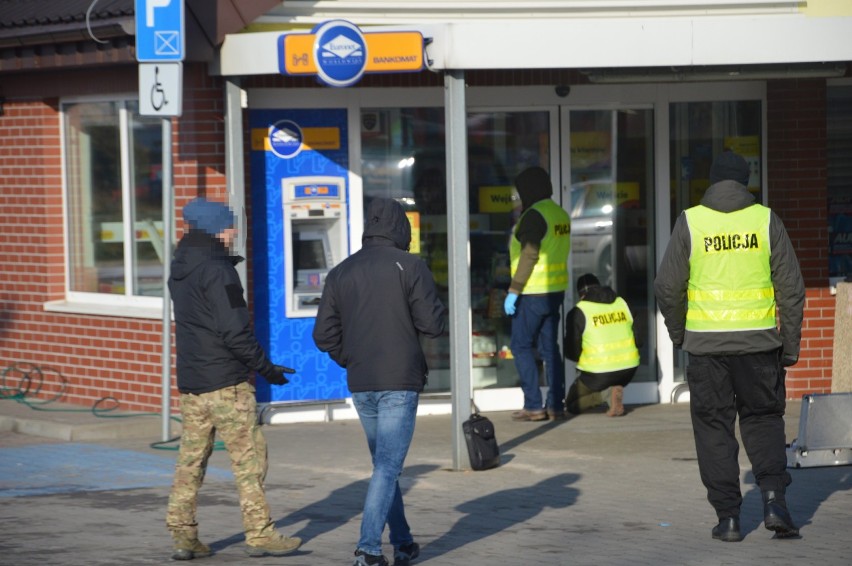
[419,472,581,563]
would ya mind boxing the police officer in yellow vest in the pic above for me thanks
[504,166,571,422]
[655,151,805,543]
[564,274,639,417]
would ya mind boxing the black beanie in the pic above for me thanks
[709,151,750,186]
[577,273,600,296]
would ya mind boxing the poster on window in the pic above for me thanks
[828,188,852,279]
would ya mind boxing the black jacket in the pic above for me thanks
[654,181,805,362]
[169,230,277,394]
[564,285,639,390]
[564,285,632,362]
[313,198,447,393]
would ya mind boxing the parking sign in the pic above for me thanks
[135,0,184,62]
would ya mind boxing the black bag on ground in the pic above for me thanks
[462,413,500,470]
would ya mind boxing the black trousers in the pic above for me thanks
[686,351,791,520]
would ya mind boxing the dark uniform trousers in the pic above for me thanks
[686,350,792,520]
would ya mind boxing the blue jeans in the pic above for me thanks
[351,390,419,556]
[510,292,565,412]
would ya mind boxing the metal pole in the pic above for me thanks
[224,78,247,291]
[445,70,473,470]
[161,116,174,442]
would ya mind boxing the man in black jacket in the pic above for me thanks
[655,151,805,543]
[314,197,446,566]
[166,197,301,559]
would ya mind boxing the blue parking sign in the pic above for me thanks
[135,0,184,62]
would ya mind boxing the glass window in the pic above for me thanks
[827,85,852,281]
[669,100,762,230]
[467,111,550,389]
[359,108,550,391]
[63,100,165,299]
[361,108,449,389]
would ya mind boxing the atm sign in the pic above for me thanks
[279,20,424,87]
[294,184,340,199]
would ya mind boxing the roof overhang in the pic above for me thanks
[217,14,852,77]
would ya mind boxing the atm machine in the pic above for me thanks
[282,176,347,317]
[249,107,351,406]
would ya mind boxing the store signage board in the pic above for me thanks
[279,20,424,87]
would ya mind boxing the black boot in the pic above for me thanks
[711,517,743,542]
[763,491,799,538]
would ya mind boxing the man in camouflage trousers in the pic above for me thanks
[166,197,300,560]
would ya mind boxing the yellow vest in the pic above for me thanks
[576,298,640,372]
[684,204,776,332]
[509,199,571,294]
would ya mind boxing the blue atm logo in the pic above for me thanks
[269,120,303,159]
[314,20,367,87]
[135,0,184,62]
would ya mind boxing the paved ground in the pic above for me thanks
[0,397,849,566]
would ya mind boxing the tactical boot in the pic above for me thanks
[711,517,743,542]
[246,535,302,557]
[762,491,799,538]
[606,386,625,417]
[171,535,212,560]
[566,379,602,414]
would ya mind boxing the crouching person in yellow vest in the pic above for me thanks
[564,274,639,417]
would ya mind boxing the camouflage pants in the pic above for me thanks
[166,381,277,544]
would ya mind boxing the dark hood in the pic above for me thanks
[514,166,553,210]
[700,180,755,213]
[362,197,411,250]
[170,229,241,281]
[582,284,618,304]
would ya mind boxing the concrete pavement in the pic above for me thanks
[0,397,849,565]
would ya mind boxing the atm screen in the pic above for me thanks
[294,235,327,270]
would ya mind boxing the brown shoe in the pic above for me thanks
[511,409,547,421]
[546,409,568,421]
[246,535,302,557]
[606,386,625,417]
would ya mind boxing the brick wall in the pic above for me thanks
[0,64,225,414]
[767,79,834,397]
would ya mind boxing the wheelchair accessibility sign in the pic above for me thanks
[139,63,182,117]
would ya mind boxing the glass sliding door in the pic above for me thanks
[564,108,656,387]
[667,99,763,388]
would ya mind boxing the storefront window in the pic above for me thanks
[360,108,550,391]
[361,108,449,389]
[827,84,852,281]
[669,100,762,230]
[466,111,551,389]
[63,101,165,299]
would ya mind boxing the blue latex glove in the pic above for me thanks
[504,292,519,316]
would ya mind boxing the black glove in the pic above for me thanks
[782,356,798,368]
[264,364,296,385]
